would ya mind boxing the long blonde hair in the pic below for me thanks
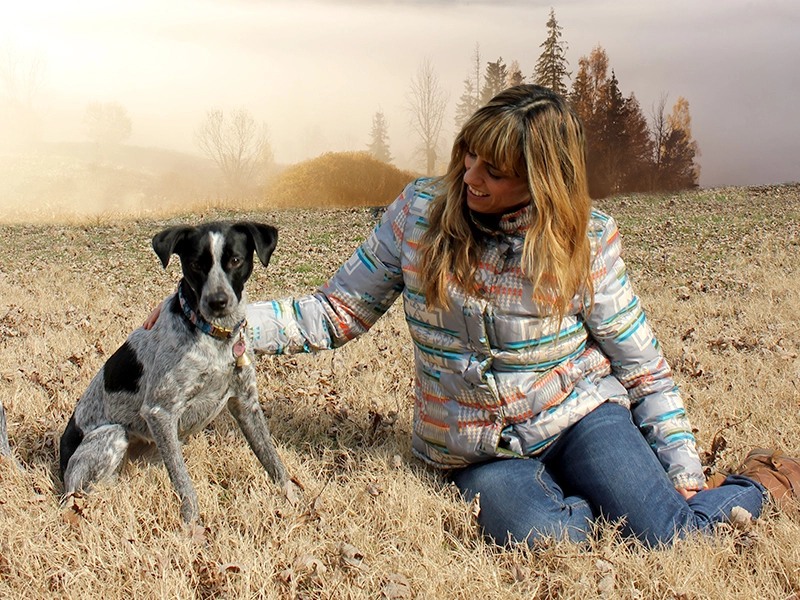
[419,84,593,322]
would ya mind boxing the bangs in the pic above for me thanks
[461,110,526,177]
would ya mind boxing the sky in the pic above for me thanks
[1,0,798,188]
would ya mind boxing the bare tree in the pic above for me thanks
[82,101,132,146]
[648,93,669,189]
[194,108,274,191]
[407,58,449,176]
[0,39,47,146]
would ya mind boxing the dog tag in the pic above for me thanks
[233,339,251,368]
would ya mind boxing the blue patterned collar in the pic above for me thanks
[178,284,245,340]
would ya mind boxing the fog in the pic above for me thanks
[2,0,799,188]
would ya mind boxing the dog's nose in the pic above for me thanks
[207,293,229,312]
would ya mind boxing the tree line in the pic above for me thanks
[1,13,699,198]
[371,8,700,196]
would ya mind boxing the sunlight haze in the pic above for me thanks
[2,0,798,187]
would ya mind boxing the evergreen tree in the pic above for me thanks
[619,93,654,192]
[533,8,570,96]
[367,109,392,164]
[659,129,699,190]
[600,70,627,194]
[481,58,508,105]
[657,97,700,190]
[455,43,483,133]
[454,78,480,134]
[506,60,525,88]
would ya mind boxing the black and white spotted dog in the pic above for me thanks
[59,222,294,523]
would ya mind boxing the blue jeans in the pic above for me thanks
[452,402,766,547]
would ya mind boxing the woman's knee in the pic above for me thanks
[452,458,593,546]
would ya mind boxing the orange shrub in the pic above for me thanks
[267,151,419,208]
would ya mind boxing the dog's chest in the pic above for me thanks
[173,343,240,437]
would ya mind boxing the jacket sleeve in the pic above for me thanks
[246,181,413,355]
[583,214,705,491]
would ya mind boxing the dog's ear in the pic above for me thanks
[239,222,278,267]
[152,226,194,268]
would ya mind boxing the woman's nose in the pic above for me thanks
[464,160,481,185]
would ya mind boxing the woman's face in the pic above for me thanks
[463,151,531,215]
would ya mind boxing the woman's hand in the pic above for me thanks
[677,484,708,501]
[143,302,164,330]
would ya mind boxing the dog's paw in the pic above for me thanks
[182,520,208,545]
[283,480,302,506]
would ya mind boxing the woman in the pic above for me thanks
[149,85,792,547]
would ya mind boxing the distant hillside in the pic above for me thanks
[0,143,225,222]
[38,141,212,176]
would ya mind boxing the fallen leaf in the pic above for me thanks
[184,522,207,545]
[470,493,481,520]
[279,568,293,584]
[383,573,411,599]
[510,563,530,582]
[339,542,365,568]
[293,554,327,577]
[62,493,88,526]
[218,563,244,574]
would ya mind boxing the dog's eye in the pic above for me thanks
[229,256,243,268]
[188,262,202,272]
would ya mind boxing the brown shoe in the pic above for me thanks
[736,448,800,509]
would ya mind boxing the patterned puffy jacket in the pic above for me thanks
[249,178,705,490]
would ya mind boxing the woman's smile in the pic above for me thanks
[463,152,531,214]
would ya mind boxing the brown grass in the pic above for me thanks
[1,182,799,599]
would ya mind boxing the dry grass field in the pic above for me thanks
[1,181,799,599]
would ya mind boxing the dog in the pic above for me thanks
[59,221,294,523]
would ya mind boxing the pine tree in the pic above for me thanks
[454,43,482,133]
[597,70,631,194]
[481,58,508,105]
[533,8,570,96]
[619,93,653,192]
[367,109,392,164]
[659,128,699,190]
[658,97,700,189]
[454,78,479,134]
[506,60,525,88]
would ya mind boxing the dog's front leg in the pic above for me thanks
[141,404,200,523]
[228,367,297,503]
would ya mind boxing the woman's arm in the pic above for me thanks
[583,212,705,492]
[247,182,417,355]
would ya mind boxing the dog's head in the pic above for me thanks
[152,222,277,323]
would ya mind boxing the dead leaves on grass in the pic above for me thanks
[278,545,417,599]
[61,493,89,527]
